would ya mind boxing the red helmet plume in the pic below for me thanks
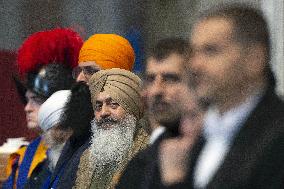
[17,28,83,74]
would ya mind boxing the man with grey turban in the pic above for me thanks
[74,68,148,189]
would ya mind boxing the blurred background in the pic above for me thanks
[0,0,283,145]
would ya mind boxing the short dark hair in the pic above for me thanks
[199,4,270,60]
[149,37,190,61]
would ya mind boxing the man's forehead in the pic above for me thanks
[25,90,38,98]
[191,17,234,46]
[146,54,185,75]
[79,61,101,69]
[96,91,115,102]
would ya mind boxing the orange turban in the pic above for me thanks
[78,34,135,71]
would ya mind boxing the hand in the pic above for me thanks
[159,112,203,185]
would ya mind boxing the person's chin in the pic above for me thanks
[195,86,210,105]
[155,113,180,131]
[27,122,40,130]
[196,84,207,97]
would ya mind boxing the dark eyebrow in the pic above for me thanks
[144,73,156,82]
[162,73,181,80]
[162,72,179,77]
[28,95,41,100]
[105,97,113,102]
[96,97,113,103]
[145,72,155,77]
[204,43,220,50]
[95,100,103,104]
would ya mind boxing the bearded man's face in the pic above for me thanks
[93,91,127,130]
[89,113,137,168]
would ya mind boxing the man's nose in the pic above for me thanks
[100,104,111,118]
[149,78,164,97]
[76,71,87,82]
[190,51,205,73]
[24,101,33,113]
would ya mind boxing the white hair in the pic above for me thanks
[89,113,137,182]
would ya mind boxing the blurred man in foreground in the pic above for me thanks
[159,4,284,189]
[116,38,203,189]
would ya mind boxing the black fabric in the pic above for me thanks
[117,87,284,189]
[14,63,75,103]
[24,160,51,189]
[12,75,28,104]
[116,129,178,189]
[165,87,284,189]
[59,81,93,140]
[47,137,90,189]
[47,81,93,189]
[27,64,74,99]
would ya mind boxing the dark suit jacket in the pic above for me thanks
[117,88,284,189]
[116,129,179,189]
[166,87,284,189]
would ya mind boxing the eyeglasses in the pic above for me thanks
[72,66,100,79]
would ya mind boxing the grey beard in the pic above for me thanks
[48,143,65,172]
[89,114,137,174]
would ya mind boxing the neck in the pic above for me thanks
[216,80,267,115]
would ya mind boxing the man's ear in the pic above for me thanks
[244,44,267,77]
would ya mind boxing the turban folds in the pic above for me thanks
[89,68,142,120]
[78,34,135,71]
[38,90,71,132]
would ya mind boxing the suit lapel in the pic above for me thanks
[186,136,206,188]
[207,89,283,188]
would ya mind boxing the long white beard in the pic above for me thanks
[48,143,65,171]
[89,114,137,172]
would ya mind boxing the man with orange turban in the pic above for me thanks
[72,34,135,83]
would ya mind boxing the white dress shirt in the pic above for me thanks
[193,94,261,189]
[149,126,165,144]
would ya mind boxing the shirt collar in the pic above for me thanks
[149,126,166,144]
[203,93,262,142]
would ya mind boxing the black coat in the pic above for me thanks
[24,160,51,189]
[116,130,178,189]
[117,88,284,189]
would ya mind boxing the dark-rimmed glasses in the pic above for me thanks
[72,66,100,79]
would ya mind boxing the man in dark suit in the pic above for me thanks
[116,38,203,188]
[158,4,284,189]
